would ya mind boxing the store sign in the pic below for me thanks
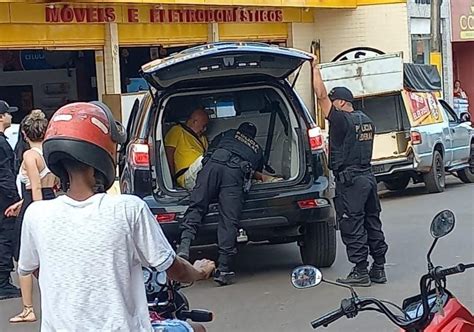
[20,50,53,70]
[451,1,474,41]
[45,5,283,24]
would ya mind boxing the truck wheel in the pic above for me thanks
[457,142,474,183]
[423,150,446,193]
[383,176,410,191]
[299,222,336,268]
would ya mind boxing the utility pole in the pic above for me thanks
[430,0,443,78]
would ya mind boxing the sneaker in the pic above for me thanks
[0,283,21,300]
[369,264,387,284]
[213,270,235,286]
[336,268,371,287]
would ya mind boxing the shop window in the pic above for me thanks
[411,35,431,65]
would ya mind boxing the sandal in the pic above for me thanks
[9,305,37,323]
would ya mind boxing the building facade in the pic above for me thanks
[451,0,474,119]
[0,0,410,123]
[407,0,454,104]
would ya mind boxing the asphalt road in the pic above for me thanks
[1,178,473,331]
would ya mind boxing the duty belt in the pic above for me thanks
[334,166,372,185]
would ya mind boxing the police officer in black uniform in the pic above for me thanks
[176,122,265,286]
[0,100,21,299]
[311,57,388,287]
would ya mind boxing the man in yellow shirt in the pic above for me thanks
[165,108,209,190]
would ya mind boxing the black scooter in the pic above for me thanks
[142,267,213,325]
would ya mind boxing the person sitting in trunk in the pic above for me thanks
[164,108,209,190]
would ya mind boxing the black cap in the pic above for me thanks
[238,122,257,139]
[0,100,18,114]
[328,87,354,103]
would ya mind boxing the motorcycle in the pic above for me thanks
[290,210,474,331]
[142,267,213,327]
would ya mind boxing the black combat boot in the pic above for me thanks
[213,269,235,286]
[213,256,235,286]
[336,267,371,287]
[176,237,192,261]
[369,263,387,284]
[0,273,21,300]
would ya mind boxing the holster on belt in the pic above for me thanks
[335,169,354,186]
[335,166,372,186]
[240,161,253,193]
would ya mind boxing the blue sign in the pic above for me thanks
[20,50,53,70]
[127,78,148,93]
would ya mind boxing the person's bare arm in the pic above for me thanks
[166,256,215,283]
[23,151,43,201]
[165,146,176,175]
[311,56,333,119]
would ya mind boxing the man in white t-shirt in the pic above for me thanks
[18,102,215,332]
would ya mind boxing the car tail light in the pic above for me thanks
[410,131,422,145]
[130,143,149,167]
[156,213,176,223]
[297,199,329,209]
[308,127,324,151]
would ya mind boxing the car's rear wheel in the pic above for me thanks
[383,175,411,191]
[299,222,336,268]
[457,142,474,184]
[424,150,445,193]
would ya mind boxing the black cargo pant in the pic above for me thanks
[334,172,388,269]
[0,192,19,279]
[180,156,245,271]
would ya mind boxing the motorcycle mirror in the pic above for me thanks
[291,265,323,289]
[430,210,455,239]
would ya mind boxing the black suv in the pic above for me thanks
[119,42,336,267]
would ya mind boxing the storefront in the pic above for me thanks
[407,0,453,103]
[451,0,474,119]
[0,0,409,122]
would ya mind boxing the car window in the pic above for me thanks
[200,97,237,119]
[355,94,406,133]
[439,101,457,123]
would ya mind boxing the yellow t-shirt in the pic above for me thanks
[164,124,208,186]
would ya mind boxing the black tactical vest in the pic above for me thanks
[329,110,374,172]
[214,129,263,170]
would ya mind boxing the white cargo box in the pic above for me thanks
[319,52,404,98]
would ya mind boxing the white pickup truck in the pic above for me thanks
[320,53,474,193]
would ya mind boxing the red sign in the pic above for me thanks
[46,7,116,23]
[451,0,474,42]
[45,5,283,24]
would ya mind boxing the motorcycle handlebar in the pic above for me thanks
[311,308,344,329]
[432,264,467,279]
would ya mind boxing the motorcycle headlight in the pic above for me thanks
[155,271,168,286]
[142,267,153,284]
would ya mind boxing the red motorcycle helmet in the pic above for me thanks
[43,102,126,191]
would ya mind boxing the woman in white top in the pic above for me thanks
[5,109,58,323]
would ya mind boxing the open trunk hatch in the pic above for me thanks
[140,42,311,90]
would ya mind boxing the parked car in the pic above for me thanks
[320,53,474,193]
[119,42,336,267]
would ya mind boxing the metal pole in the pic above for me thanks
[430,0,443,80]
[430,0,442,53]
